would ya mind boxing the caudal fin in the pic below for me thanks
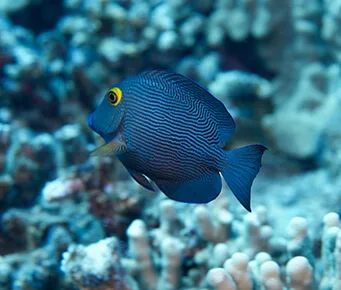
[221,144,267,212]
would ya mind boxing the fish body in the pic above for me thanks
[88,70,267,211]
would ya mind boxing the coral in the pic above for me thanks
[126,219,157,290]
[332,230,341,289]
[55,194,341,290]
[286,256,313,290]
[0,256,11,289]
[287,217,314,266]
[1,127,68,208]
[0,0,31,13]
[42,176,84,202]
[206,268,236,290]
[262,64,339,159]
[0,121,11,173]
[0,247,61,290]
[54,124,88,168]
[259,260,282,290]
[158,237,184,290]
[0,175,13,210]
[61,237,137,290]
[224,253,253,290]
[322,0,341,62]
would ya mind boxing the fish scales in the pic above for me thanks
[88,69,267,211]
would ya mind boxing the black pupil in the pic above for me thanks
[109,92,117,103]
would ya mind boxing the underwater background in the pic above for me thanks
[0,0,341,289]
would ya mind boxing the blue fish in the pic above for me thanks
[88,70,267,211]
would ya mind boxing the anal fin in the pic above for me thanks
[155,172,222,203]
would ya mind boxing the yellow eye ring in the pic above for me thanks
[107,87,122,106]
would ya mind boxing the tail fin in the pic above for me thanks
[221,144,267,212]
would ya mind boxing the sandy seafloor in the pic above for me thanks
[1,0,341,289]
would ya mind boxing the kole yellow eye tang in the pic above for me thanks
[87,70,267,211]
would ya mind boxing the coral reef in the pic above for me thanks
[58,198,341,290]
[1,0,341,289]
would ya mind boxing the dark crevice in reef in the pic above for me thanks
[8,0,64,35]
[220,36,277,80]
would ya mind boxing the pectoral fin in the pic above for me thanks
[90,139,127,157]
[127,169,157,191]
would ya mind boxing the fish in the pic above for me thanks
[87,70,267,211]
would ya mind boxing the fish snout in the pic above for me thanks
[87,112,94,130]
[87,111,114,141]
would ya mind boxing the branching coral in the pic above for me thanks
[54,190,341,290]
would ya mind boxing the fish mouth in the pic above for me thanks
[87,112,94,129]
[104,130,119,143]
[88,111,118,141]
[88,109,125,144]
[102,113,126,143]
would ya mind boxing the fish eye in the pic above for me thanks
[107,87,122,106]
[108,92,118,104]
